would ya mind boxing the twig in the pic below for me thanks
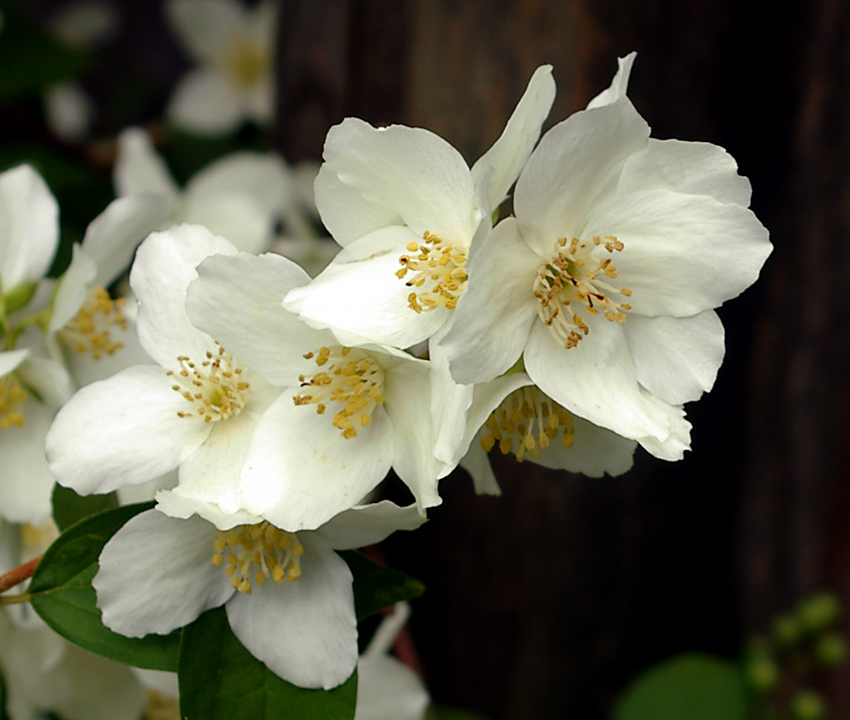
[0,555,41,594]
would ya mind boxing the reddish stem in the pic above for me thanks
[0,556,41,594]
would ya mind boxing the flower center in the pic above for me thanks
[144,691,180,720]
[396,231,468,313]
[60,286,128,360]
[533,235,633,349]
[294,345,386,439]
[0,374,26,428]
[225,38,267,87]
[168,345,250,422]
[480,386,575,462]
[212,522,304,595]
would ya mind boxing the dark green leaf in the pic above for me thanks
[28,502,180,671]
[0,14,90,99]
[52,485,118,531]
[614,653,749,720]
[179,607,357,720]
[339,550,425,620]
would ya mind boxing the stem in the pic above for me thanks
[0,592,31,605]
[0,555,41,594]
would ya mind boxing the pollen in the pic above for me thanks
[0,374,27,429]
[397,231,468,313]
[533,235,632,349]
[168,344,250,422]
[212,522,304,594]
[294,345,386,439]
[59,286,128,360]
[480,386,575,462]
[144,690,180,720]
[225,38,267,88]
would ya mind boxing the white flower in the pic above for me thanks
[445,371,638,495]
[355,603,429,720]
[440,55,772,459]
[92,499,425,690]
[45,224,280,513]
[182,246,447,529]
[43,83,95,143]
[114,127,292,253]
[0,165,67,524]
[283,64,556,350]
[0,518,146,720]
[165,0,277,135]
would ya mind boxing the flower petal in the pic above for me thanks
[45,365,208,494]
[0,165,58,291]
[165,0,245,64]
[513,98,649,255]
[535,414,637,476]
[167,69,245,135]
[317,501,426,550]
[240,392,394,531]
[318,118,477,243]
[441,217,540,384]
[313,162,403,246]
[356,654,430,720]
[114,128,179,198]
[173,380,280,515]
[523,317,689,457]
[284,226,449,349]
[187,251,329,385]
[617,138,752,206]
[81,194,176,288]
[154,490,262,530]
[471,64,556,209]
[585,52,637,109]
[94,510,232,637]
[0,348,29,377]
[185,152,291,219]
[383,360,444,510]
[429,324,474,466]
[48,244,97,335]
[0,399,56,524]
[624,311,725,405]
[586,189,771,316]
[225,534,357,689]
[130,224,237,369]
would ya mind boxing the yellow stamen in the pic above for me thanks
[397,231,468,313]
[59,286,128,360]
[480,386,575,462]
[0,374,27,429]
[533,235,632,349]
[168,344,250,422]
[212,522,304,594]
[294,345,386,439]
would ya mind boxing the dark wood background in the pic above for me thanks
[20,0,850,716]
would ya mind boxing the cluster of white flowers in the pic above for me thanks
[0,46,770,719]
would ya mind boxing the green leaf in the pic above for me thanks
[52,484,118,531]
[0,13,90,99]
[614,653,749,720]
[179,607,358,720]
[28,502,180,671]
[339,550,425,620]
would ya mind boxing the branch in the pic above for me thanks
[0,555,41,594]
